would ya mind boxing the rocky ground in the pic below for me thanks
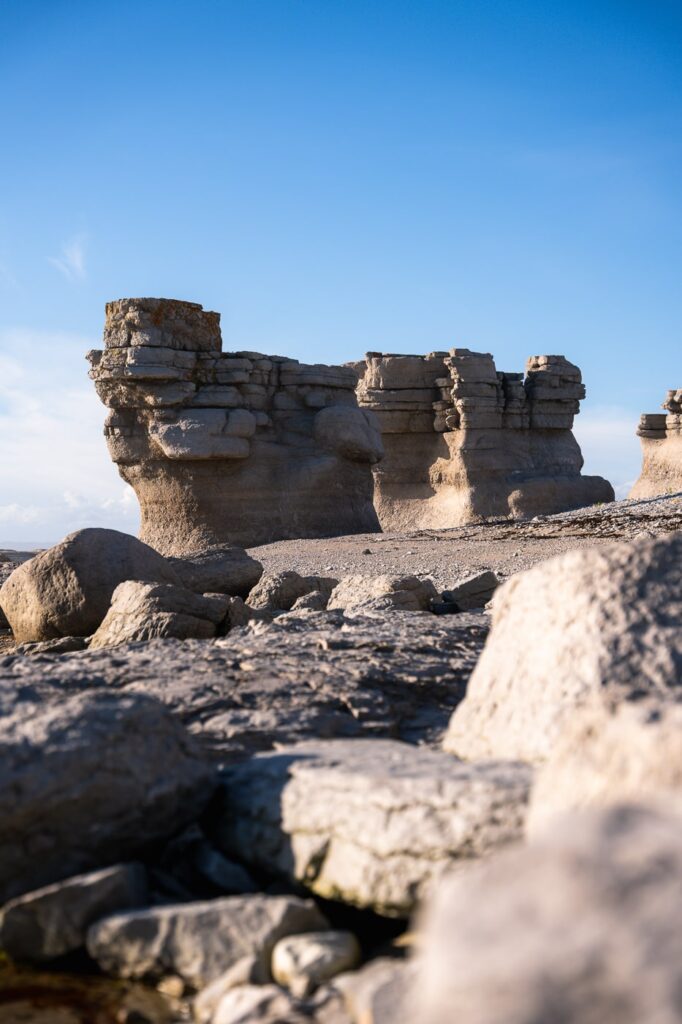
[0,491,680,1023]
[249,493,682,584]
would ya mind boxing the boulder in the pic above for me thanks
[213,739,532,916]
[0,528,180,643]
[86,894,328,989]
[89,580,230,649]
[441,569,499,610]
[247,571,338,612]
[0,863,147,963]
[327,575,439,613]
[444,532,682,763]
[409,803,682,1024]
[527,698,682,836]
[335,957,415,1024]
[272,931,361,997]
[167,546,263,598]
[208,984,310,1024]
[0,690,214,902]
[193,957,266,1024]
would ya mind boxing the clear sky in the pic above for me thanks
[1,0,680,544]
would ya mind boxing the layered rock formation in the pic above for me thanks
[353,349,614,528]
[88,299,383,553]
[629,388,682,498]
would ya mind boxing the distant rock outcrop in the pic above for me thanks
[629,388,682,498]
[88,298,383,553]
[352,349,614,529]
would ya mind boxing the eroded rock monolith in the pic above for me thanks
[88,298,383,552]
[352,349,614,528]
[629,388,682,498]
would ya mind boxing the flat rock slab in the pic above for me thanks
[0,863,147,962]
[213,739,532,917]
[0,611,488,761]
[87,894,328,989]
[0,690,214,902]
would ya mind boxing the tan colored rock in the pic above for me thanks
[0,528,180,643]
[88,298,382,552]
[335,957,415,1024]
[629,388,682,498]
[327,574,438,612]
[167,546,262,598]
[408,804,682,1024]
[247,571,338,612]
[444,532,682,763]
[527,699,682,836]
[272,931,361,997]
[89,580,229,649]
[355,349,613,529]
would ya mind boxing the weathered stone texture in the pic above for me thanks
[409,804,682,1024]
[213,739,532,916]
[444,532,682,763]
[629,387,682,498]
[354,348,613,529]
[88,298,382,552]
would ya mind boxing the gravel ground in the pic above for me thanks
[249,493,682,591]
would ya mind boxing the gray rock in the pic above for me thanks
[167,546,263,598]
[193,957,266,1024]
[89,580,229,649]
[87,894,329,988]
[214,739,532,916]
[247,571,338,612]
[327,575,439,612]
[0,863,147,962]
[291,590,329,612]
[210,984,310,1024]
[0,611,488,762]
[527,698,682,837]
[445,532,682,763]
[441,569,499,610]
[16,635,88,655]
[409,803,682,1024]
[157,824,258,897]
[0,528,180,643]
[335,957,415,1024]
[0,690,215,902]
[272,931,361,997]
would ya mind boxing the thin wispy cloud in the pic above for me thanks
[49,234,87,282]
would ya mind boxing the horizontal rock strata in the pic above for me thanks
[88,298,383,551]
[213,738,532,916]
[629,388,682,498]
[353,349,614,528]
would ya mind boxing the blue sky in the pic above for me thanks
[1,0,680,543]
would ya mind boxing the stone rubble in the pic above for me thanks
[271,931,361,997]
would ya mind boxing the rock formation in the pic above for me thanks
[629,388,682,498]
[352,349,614,528]
[88,298,383,553]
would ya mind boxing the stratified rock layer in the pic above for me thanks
[88,298,382,553]
[629,388,682,498]
[353,349,614,528]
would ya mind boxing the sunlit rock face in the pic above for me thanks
[351,349,614,529]
[88,299,382,553]
[629,389,682,499]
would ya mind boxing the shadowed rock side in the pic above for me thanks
[629,388,682,498]
[351,349,614,529]
[87,298,383,553]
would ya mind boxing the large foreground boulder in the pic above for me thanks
[0,691,215,901]
[89,580,230,648]
[0,528,180,643]
[527,698,682,836]
[213,739,532,916]
[445,532,682,763]
[86,894,328,988]
[409,804,682,1024]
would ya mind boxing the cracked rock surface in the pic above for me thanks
[213,738,532,916]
